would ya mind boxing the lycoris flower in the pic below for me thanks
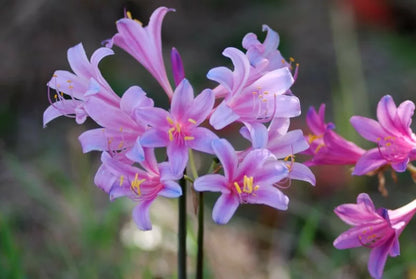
[208,47,299,145]
[334,193,416,279]
[139,79,218,176]
[106,7,175,98]
[351,95,416,175]
[99,149,182,230]
[304,104,365,166]
[44,43,119,125]
[194,138,289,224]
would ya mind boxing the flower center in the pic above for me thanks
[357,226,384,248]
[166,116,196,142]
[376,136,408,162]
[130,173,145,196]
[233,175,260,203]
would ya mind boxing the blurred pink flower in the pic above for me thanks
[334,193,416,279]
[351,95,416,175]
[304,104,365,166]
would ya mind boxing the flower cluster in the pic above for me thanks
[44,7,315,230]
[304,96,416,278]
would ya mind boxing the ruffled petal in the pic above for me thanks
[78,128,107,153]
[120,86,153,117]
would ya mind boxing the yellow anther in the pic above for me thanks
[281,59,286,64]
[131,173,145,195]
[386,142,392,147]
[118,141,124,149]
[289,57,295,62]
[167,116,174,125]
[252,91,257,95]
[119,175,124,186]
[262,99,267,102]
[68,85,74,89]
[184,136,194,141]
[234,182,242,194]
[126,11,133,19]
[188,118,197,124]
[54,94,58,99]
[176,123,181,133]
[384,136,391,141]
[168,127,175,141]
[60,92,64,96]
[314,143,324,153]
[376,137,381,141]
[67,80,72,83]
[263,91,269,95]
[53,74,58,77]
[254,185,260,191]
[108,137,113,145]
[134,19,143,25]
[296,63,300,67]
[119,127,123,132]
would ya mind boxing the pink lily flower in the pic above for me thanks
[98,149,182,230]
[78,85,153,162]
[304,104,365,166]
[240,117,315,185]
[194,138,289,224]
[351,95,416,175]
[334,193,416,279]
[44,43,119,126]
[107,7,174,98]
[138,79,218,176]
[208,47,299,146]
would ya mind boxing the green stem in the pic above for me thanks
[196,192,204,279]
[178,177,187,279]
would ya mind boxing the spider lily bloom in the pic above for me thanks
[351,95,416,175]
[99,149,182,230]
[208,47,300,145]
[240,117,315,185]
[44,43,119,126]
[106,7,174,98]
[138,79,218,176]
[194,138,289,224]
[304,104,365,166]
[333,193,416,279]
[78,86,153,161]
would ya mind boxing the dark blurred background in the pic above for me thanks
[1,0,416,278]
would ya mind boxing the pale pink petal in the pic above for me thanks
[186,89,214,125]
[187,127,218,154]
[43,100,81,127]
[211,139,237,180]
[171,79,194,121]
[207,66,233,92]
[212,193,240,224]
[140,129,169,147]
[209,102,240,130]
[246,186,289,210]
[132,199,155,230]
[352,149,387,175]
[376,95,399,134]
[350,116,385,142]
[194,174,229,193]
[289,162,316,186]
[167,142,188,176]
[268,129,309,158]
[67,43,92,77]
[222,47,250,93]
[158,180,182,198]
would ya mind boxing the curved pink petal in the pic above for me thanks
[171,47,185,86]
[333,226,364,249]
[376,95,399,135]
[212,193,240,224]
[120,86,153,117]
[186,89,214,125]
[268,129,309,158]
[246,186,289,210]
[67,43,92,78]
[125,138,145,162]
[47,70,88,99]
[352,148,387,175]
[158,180,182,198]
[273,95,301,118]
[135,107,170,129]
[132,199,155,230]
[248,67,294,96]
[206,66,233,92]
[268,117,290,138]
[78,128,107,153]
[242,122,268,149]
[167,142,188,176]
[43,100,82,127]
[211,139,237,180]
[90,47,114,69]
[209,102,239,130]
[397,100,415,136]
[222,47,250,93]
[350,116,385,142]
[171,79,194,121]
[140,128,169,147]
[368,235,396,279]
[193,174,229,193]
[289,162,316,186]
[94,163,117,193]
[306,105,326,135]
[187,127,218,154]
[253,160,288,186]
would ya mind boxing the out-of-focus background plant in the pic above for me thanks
[1,0,416,278]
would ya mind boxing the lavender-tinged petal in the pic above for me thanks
[306,105,326,135]
[389,235,400,257]
[273,95,301,118]
[333,226,364,249]
[43,100,81,127]
[397,100,415,136]
[47,70,88,99]
[237,149,272,177]
[101,152,146,178]
[109,186,134,201]
[193,174,229,193]
[167,142,188,176]
[268,129,309,158]
[242,122,268,149]
[147,7,174,54]
[171,79,194,121]
[246,186,289,210]
[67,43,92,78]
[90,47,114,69]
[211,139,238,180]
[187,127,218,154]
[357,193,376,211]
[209,102,240,130]
[158,180,182,198]
[391,159,409,173]
[206,66,233,92]
[222,47,250,93]
[254,160,288,186]
[120,86,153,116]
[212,193,240,224]
[186,89,214,125]
[376,95,398,134]
[171,47,185,86]
[84,78,100,96]
[350,116,385,142]
[78,128,107,153]
[268,117,290,138]
[248,67,294,96]
[289,162,316,186]
[132,199,155,231]
[242,32,261,50]
[239,126,251,142]
[140,128,169,148]
[352,149,387,175]
[368,235,395,279]
[125,137,145,162]
[135,107,170,129]
[262,25,280,55]
[94,164,117,193]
